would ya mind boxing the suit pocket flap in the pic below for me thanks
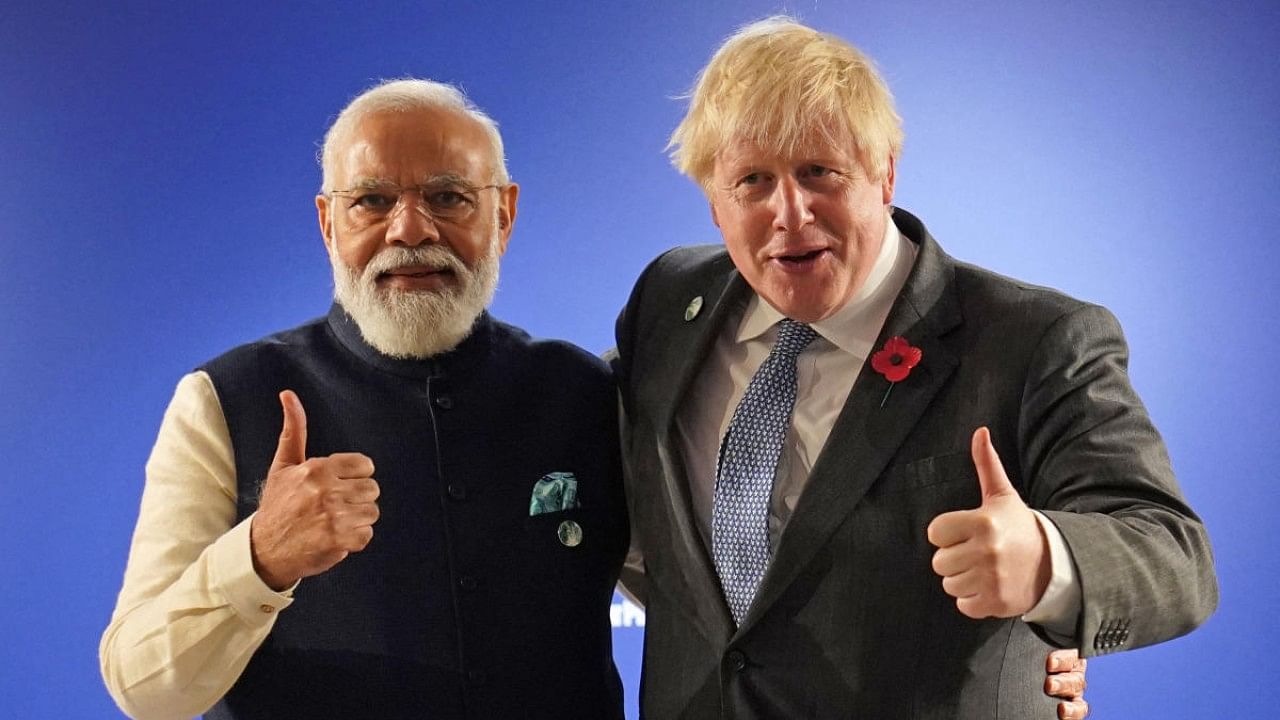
[880,450,976,493]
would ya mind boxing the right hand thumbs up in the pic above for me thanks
[270,390,308,472]
[250,389,380,591]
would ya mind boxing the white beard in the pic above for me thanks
[330,239,500,359]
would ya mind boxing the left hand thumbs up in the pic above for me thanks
[926,427,1052,619]
[972,424,1018,501]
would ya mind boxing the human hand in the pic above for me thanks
[926,427,1051,618]
[249,390,380,590]
[1046,648,1088,719]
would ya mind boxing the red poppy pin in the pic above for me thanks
[870,336,922,407]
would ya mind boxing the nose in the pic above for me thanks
[770,176,814,232]
[383,192,440,247]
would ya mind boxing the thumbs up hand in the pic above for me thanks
[926,427,1051,619]
[249,390,380,591]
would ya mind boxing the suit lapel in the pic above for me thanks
[653,255,748,438]
[739,213,964,635]
[652,253,749,639]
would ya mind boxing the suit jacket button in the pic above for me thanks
[466,669,487,686]
[726,650,747,672]
[458,576,479,591]
[434,395,454,410]
[447,484,467,501]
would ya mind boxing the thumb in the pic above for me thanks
[271,390,307,470]
[971,426,1015,502]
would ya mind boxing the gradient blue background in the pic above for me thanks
[3,1,1277,717]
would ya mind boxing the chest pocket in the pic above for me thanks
[881,451,978,494]
[855,451,982,561]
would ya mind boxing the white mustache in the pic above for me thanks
[363,246,466,279]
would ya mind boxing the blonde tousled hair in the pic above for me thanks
[668,17,904,191]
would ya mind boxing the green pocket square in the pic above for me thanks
[530,472,580,515]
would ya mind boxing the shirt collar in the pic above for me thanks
[735,214,917,358]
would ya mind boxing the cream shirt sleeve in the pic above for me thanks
[99,371,294,720]
[1022,510,1082,638]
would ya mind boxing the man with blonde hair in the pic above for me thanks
[614,17,1216,718]
[101,78,627,719]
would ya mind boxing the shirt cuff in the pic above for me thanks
[210,513,296,623]
[1021,510,1081,637]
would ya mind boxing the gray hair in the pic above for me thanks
[319,78,509,194]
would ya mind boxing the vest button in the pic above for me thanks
[458,575,479,591]
[447,484,467,501]
[434,395,454,410]
[726,650,747,672]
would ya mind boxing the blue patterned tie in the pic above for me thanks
[712,318,818,625]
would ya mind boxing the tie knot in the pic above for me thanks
[773,319,818,359]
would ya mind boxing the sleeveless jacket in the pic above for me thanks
[201,305,626,719]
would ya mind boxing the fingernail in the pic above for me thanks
[1048,678,1061,694]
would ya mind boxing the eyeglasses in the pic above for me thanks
[329,176,505,226]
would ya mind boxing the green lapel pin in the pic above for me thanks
[684,296,704,322]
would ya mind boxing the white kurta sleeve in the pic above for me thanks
[100,371,294,720]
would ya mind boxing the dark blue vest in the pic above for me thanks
[200,305,626,719]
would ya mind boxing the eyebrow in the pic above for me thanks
[421,172,476,189]
[345,173,481,191]
[343,177,398,192]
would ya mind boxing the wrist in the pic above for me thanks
[249,515,295,591]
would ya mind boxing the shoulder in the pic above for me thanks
[200,316,331,375]
[952,260,1092,322]
[197,316,334,408]
[619,243,734,329]
[486,316,612,387]
[906,223,1128,369]
[942,256,1128,368]
[899,207,1105,334]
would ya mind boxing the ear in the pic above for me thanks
[881,155,897,206]
[316,194,335,254]
[709,198,722,229]
[495,182,519,256]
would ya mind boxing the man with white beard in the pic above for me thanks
[100,79,628,720]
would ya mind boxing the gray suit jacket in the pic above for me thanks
[613,208,1217,719]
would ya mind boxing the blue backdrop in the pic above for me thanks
[3,1,1277,717]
